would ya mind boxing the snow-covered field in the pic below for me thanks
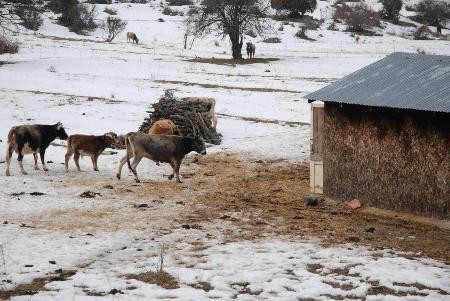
[0,1,449,300]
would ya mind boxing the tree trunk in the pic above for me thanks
[229,31,242,59]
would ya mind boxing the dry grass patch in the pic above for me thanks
[125,271,179,289]
[0,270,76,300]
[189,281,214,292]
[186,57,279,66]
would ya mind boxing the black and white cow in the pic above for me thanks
[116,132,206,183]
[5,122,69,176]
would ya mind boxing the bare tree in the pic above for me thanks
[101,16,127,42]
[187,0,272,59]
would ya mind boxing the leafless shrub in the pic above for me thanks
[414,25,432,40]
[245,29,257,38]
[162,6,175,15]
[103,7,117,15]
[101,16,127,42]
[0,33,19,54]
[404,5,416,12]
[414,0,449,25]
[263,37,281,43]
[301,16,321,30]
[380,0,402,24]
[124,244,179,290]
[186,7,199,16]
[327,22,337,30]
[87,0,111,3]
[55,0,98,34]
[167,0,193,5]
[15,2,43,31]
[295,26,315,40]
[333,3,380,33]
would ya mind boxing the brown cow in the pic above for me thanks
[127,32,139,44]
[148,119,181,135]
[65,132,117,172]
[246,42,255,59]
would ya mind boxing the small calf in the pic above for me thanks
[127,32,139,44]
[65,132,117,172]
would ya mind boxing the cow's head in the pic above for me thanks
[134,37,139,44]
[54,122,68,140]
[104,132,118,148]
[193,136,206,155]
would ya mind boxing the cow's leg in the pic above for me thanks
[17,149,27,175]
[130,154,143,183]
[117,155,127,179]
[5,144,13,176]
[174,160,182,183]
[33,153,40,170]
[168,161,175,180]
[74,151,81,171]
[39,149,48,171]
[64,147,73,172]
[117,150,134,180]
[92,153,99,171]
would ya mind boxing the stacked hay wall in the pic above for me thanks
[323,102,449,219]
[139,91,221,145]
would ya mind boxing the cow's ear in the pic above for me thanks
[56,122,63,130]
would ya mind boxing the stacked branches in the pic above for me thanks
[139,91,222,145]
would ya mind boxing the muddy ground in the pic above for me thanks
[52,153,450,264]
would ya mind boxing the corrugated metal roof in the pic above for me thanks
[305,52,450,113]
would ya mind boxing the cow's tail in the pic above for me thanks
[66,135,73,151]
[7,127,16,144]
[126,134,133,172]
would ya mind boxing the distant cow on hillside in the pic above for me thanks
[5,123,68,176]
[246,42,255,59]
[127,32,139,44]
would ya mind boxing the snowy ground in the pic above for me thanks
[1,1,449,300]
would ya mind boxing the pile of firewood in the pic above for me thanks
[138,91,222,145]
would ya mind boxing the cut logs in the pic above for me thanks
[139,91,221,145]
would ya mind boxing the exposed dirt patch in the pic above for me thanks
[34,153,450,262]
[177,154,450,262]
[154,79,302,93]
[185,57,279,66]
[0,88,124,104]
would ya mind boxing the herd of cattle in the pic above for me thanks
[4,119,206,183]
